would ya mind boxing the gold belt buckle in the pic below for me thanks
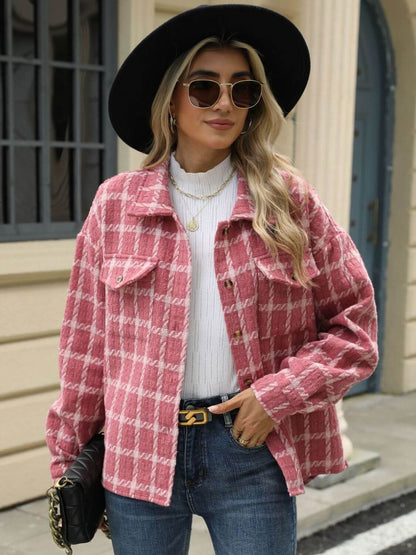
[179,408,210,426]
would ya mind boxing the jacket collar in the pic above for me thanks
[127,158,255,222]
[127,159,173,217]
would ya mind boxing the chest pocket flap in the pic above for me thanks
[100,254,158,290]
[254,250,320,286]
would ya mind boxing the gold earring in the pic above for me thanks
[240,118,252,135]
[169,113,177,134]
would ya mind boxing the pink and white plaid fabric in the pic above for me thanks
[46,159,378,505]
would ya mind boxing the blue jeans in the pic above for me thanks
[105,393,297,555]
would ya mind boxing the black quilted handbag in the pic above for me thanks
[47,433,111,554]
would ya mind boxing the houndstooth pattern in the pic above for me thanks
[46,159,378,505]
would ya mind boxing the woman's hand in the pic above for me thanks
[208,388,275,447]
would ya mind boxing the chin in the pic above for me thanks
[207,137,239,150]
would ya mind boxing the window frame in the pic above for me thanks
[0,0,117,241]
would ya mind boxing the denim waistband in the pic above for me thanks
[179,391,239,409]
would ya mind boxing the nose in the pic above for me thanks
[214,84,233,110]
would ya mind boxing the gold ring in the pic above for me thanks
[238,438,249,446]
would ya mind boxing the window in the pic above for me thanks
[0,0,117,241]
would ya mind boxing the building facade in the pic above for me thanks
[0,0,415,508]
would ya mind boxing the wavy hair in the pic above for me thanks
[142,37,311,287]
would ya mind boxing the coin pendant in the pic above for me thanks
[187,218,199,232]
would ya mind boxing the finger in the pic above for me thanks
[252,437,265,447]
[237,436,251,447]
[232,426,243,439]
[255,432,270,446]
[243,428,269,448]
[207,392,244,414]
[246,435,261,448]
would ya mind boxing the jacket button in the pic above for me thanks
[224,279,234,289]
[116,275,124,283]
[244,377,253,387]
[233,329,243,339]
[222,227,230,236]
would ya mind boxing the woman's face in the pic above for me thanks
[170,47,251,164]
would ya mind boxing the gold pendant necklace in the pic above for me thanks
[181,197,210,232]
[187,218,199,232]
[169,168,235,232]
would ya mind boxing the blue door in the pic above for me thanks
[347,0,394,395]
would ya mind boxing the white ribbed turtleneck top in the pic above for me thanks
[169,152,240,399]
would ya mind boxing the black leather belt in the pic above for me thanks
[178,408,212,426]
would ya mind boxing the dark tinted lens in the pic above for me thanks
[188,80,220,108]
[232,81,262,108]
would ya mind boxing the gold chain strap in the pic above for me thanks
[47,485,73,554]
[102,511,111,539]
[47,482,111,553]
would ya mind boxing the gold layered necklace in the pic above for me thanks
[169,168,235,232]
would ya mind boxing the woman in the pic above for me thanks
[46,5,378,554]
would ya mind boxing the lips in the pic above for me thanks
[205,119,234,130]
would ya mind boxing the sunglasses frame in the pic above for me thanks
[179,78,263,109]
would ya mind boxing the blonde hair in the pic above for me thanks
[142,37,311,287]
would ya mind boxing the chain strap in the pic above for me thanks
[47,481,111,554]
[47,484,73,554]
[101,511,111,539]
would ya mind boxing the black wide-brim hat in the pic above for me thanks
[108,4,310,153]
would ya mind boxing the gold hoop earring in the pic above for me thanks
[169,113,177,134]
[240,118,252,135]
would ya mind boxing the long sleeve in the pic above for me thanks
[45,192,106,481]
[251,181,379,422]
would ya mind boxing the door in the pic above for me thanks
[348,0,394,395]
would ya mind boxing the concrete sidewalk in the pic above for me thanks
[1,392,415,554]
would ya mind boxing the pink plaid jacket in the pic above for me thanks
[46,159,378,505]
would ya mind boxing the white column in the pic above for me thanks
[295,0,360,229]
[295,0,361,460]
[116,0,155,172]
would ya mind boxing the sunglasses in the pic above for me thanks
[179,79,263,109]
